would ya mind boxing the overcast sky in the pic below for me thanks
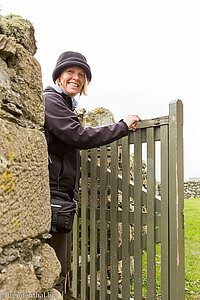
[1,0,200,180]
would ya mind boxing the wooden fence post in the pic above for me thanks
[169,100,185,300]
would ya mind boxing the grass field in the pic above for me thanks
[131,198,200,299]
[184,198,200,299]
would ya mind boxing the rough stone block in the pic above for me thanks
[0,119,51,248]
[7,44,44,126]
[39,243,61,292]
[0,262,41,296]
[0,34,16,60]
[0,46,44,127]
[0,14,37,55]
[81,107,115,127]
[0,58,10,90]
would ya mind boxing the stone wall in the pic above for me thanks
[184,181,200,199]
[0,14,61,299]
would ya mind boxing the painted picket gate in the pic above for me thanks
[72,100,184,300]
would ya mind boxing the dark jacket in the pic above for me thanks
[44,86,129,196]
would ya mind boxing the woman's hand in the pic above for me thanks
[124,115,142,131]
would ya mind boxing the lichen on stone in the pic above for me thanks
[9,152,15,161]
[0,14,37,55]
[6,135,12,143]
[94,107,105,114]
[85,117,90,123]
[1,171,15,192]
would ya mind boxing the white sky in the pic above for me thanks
[1,0,200,180]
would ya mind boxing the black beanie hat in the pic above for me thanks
[52,51,92,83]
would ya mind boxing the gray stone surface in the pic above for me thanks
[0,17,44,128]
[0,119,51,248]
[7,43,44,127]
[0,58,10,90]
[0,262,41,296]
[81,107,115,127]
[39,244,61,292]
[0,14,37,55]
[0,34,16,59]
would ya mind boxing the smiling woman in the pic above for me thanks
[43,50,141,296]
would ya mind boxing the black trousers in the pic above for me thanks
[48,230,72,293]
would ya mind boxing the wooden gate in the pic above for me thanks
[72,100,184,300]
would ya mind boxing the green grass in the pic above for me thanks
[131,198,200,299]
[184,198,200,299]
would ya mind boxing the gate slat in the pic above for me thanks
[134,129,143,299]
[160,125,169,299]
[100,145,108,300]
[122,135,130,299]
[90,148,98,299]
[147,127,156,299]
[81,150,89,300]
[110,141,119,299]
[72,213,79,298]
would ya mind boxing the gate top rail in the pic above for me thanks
[131,115,169,129]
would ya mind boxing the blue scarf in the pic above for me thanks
[52,84,78,110]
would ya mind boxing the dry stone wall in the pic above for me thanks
[0,14,61,299]
[184,181,200,199]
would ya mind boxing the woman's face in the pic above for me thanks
[58,66,85,97]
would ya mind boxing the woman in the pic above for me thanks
[44,51,141,294]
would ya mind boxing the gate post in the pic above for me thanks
[169,100,185,299]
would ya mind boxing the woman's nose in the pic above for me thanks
[72,72,79,80]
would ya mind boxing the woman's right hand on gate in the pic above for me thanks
[124,115,142,131]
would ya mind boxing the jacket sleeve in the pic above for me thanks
[45,93,129,150]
